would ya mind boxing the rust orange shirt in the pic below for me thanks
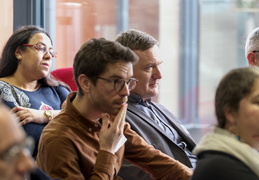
[37,92,192,180]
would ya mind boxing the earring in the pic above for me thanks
[228,125,237,134]
[235,136,241,141]
[16,55,21,60]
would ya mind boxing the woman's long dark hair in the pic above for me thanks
[0,25,70,91]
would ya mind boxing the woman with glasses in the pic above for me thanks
[0,25,70,158]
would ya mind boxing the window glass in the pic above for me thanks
[0,0,13,50]
[199,0,259,126]
[52,0,259,142]
[55,0,116,68]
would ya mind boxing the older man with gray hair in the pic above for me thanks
[245,27,259,66]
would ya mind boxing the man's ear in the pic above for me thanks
[247,52,256,66]
[77,74,92,93]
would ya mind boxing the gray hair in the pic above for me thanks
[245,27,259,56]
[116,29,158,51]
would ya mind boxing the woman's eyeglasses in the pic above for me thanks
[22,43,57,58]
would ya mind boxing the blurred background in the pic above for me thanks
[1,0,259,142]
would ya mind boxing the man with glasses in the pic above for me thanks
[245,27,259,66]
[116,29,197,180]
[36,38,192,180]
[0,103,58,180]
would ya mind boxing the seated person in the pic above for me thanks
[245,27,259,66]
[116,29,196,179]
[0,103,58,180]
[0,25,70,158]
[36,38,192,180]
[192,66,259,180]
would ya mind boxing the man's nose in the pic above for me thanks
[119,82,130,96]
[153,66,162,79]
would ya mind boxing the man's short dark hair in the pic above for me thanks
[73,38,138,95]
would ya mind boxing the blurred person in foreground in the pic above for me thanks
[116,29,196,179]
[0,103,58,180]
[192,66,259,180]
[36,38,192,180]
[0,25,70,158]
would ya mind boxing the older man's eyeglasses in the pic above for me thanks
[0,137,34,162]
[97,77,138,92]
[22,43,57,58]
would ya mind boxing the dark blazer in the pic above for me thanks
[118,101,196,180]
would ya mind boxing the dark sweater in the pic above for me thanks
[192,150,258,180]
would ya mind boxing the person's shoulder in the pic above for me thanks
[197,150,239,166]
[40,85,70,97]
[39,121,76,153]
[42,113,80,139]
[151,101,170,111]
[0,79,11,87]
[150,101,163,106]
[0,80,12,93]
[151,101,179,120]
[54,85,70,94]
[192,150,258,180]
[30,167,60,180]
[41,84,67,90]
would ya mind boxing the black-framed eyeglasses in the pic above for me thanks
[97,77,138,92]
[22,43,57,58]
[0,137,34,162]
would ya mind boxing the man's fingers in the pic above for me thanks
[101,113,110,130]
[101,104,127,131]
[115,104,127,128]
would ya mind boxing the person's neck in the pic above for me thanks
[72,95,101,122]
[0,74,39,91]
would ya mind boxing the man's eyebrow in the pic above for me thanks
[146,61,162,67]
[145,62,156,66]
[158,60,164,65]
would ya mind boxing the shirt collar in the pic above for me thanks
[128,93,151,107]
[65,92,102,133]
